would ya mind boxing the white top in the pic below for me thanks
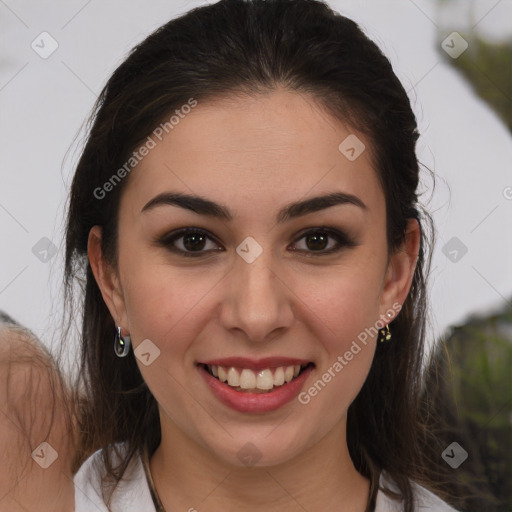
[74,445,460,512]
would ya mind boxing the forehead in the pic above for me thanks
[121,88,383,221]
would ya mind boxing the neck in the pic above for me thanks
[150,413,371,512]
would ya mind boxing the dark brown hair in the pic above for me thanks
[64,1,467,510]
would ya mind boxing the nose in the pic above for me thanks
[220,249,295,344]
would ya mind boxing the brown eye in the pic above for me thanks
[182,232,207,251]
[304,232,330,251]
[157,226,356,258]
[158,228,222,257]
[290,228,356,256]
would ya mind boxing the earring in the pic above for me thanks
[114,325,131,357]
[378,324,391,343]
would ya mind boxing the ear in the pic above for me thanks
[87,226,129,331]
[379,218,421,314]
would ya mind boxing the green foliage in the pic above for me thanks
[429,8,512,509]
[441,34,512,132]
[429,305,512,511]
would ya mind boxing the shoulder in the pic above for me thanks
[73,443,156,512]
[375,470,460,512]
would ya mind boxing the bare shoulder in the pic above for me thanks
[0,315,76,512]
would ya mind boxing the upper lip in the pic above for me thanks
[198,357,313,371]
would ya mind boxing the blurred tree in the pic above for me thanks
[422,302,512,511]
[439,31,512,132]
[431,5,512,509]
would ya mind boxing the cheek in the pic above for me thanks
[118,262,215,415]
[297,265,382,346]
[317,291,378,378]
[120,257,220,348]
[297,278,380,417]
[290,261,382,406]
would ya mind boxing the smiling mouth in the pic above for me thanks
[200,362,314,393]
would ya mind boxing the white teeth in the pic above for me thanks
[218,366,227,382]
[256,369,274,390]
[206,363,309,391]
[273,367,285,386]
[239,369,256,389]
[227,367,239,387]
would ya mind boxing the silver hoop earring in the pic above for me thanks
[114,326,131,357]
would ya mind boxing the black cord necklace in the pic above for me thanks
[141,445,166,512]
[142,444,379,512]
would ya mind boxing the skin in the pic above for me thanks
[0,325,76,512]
[89,87,420,511]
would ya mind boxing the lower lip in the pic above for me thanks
[197,364,314,413]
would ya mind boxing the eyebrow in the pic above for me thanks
[141,191,367,223]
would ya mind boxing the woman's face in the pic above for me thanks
[90,88,418,467]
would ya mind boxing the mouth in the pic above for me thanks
[198,362,315,394]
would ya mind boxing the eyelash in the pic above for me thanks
[156,227,357,258]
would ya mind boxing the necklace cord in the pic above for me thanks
[141,444,380,512]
